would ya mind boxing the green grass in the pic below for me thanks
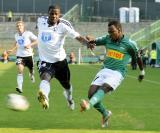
[0,62,160,133]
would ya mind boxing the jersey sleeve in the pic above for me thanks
[128,39,139,60]
[61,19,80,38]
[95,35,107,46]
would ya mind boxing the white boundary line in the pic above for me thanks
[77,64,160,85]
[127,75,160,85]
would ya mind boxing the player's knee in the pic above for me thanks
[18,69,23,74]
[17,66,24,73]
[40,72,51,82]
[101,83,113,93]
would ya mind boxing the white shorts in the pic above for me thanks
[91,68,124,90]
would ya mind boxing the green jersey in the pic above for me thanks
[95,35,139,77]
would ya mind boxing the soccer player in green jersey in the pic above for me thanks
[80,20,145,128]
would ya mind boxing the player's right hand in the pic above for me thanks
[86,35,94,42]
[86,35,96,50]
[7,50,12,54]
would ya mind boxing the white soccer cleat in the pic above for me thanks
[38,91,49,110]
[63,90,75,110]
[101,110,112,128]
[16,87,23,93]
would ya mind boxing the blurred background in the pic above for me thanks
[0,0,160,65]
[1,0,160,20]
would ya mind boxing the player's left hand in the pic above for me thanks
[24,44,31,49]
[138,70,145,82]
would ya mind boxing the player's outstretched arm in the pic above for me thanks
[76,36,95,50]
[85,35,96,49]
[86,35,96,44]
[7,42,17,54]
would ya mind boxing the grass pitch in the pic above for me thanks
[0,62,160,133]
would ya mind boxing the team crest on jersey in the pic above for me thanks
[17,39,24,45]
[41,32,52,42]
[107,49,124,60]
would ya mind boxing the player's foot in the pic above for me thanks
[63,90,75,110]
[16,87,22,93]
[101,110,112,128]
[29,73,35,83]
[67,99,75,110]
[38,91,49,110]
[80,99,90,112]
[4,60,8,64]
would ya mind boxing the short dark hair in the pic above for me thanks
[48,5,60,13]
[108,20,122,31]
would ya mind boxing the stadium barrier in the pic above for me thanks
[156,42,160,65]
[130,19,160,47]
[0,13,47,22]
[63,4,80,22]
[0,3,159,64]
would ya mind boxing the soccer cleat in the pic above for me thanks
[80,99,90,112]
[16,87,22,93]
[67,99,75,110]
[63,90,75,110]
[29,73,35,83]
[101,110,112,128]
[38,91,49,110]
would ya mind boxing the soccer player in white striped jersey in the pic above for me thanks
[7,21,38,93]
[37,5,94,110]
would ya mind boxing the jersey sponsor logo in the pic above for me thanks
[41,32,52,42]
[106,49,124,60]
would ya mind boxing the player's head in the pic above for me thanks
[16,21,25,34]
[48,5,61,25]
[108,20,123,41]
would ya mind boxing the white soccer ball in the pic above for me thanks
[6,93,29,111]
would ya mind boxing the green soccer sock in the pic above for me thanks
[94,102,107,117]
[89,89,105,107]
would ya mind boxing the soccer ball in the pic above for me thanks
[6,93,29,111]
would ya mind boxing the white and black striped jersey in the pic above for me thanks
[15,31,37,57]
[37,17,80,63]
